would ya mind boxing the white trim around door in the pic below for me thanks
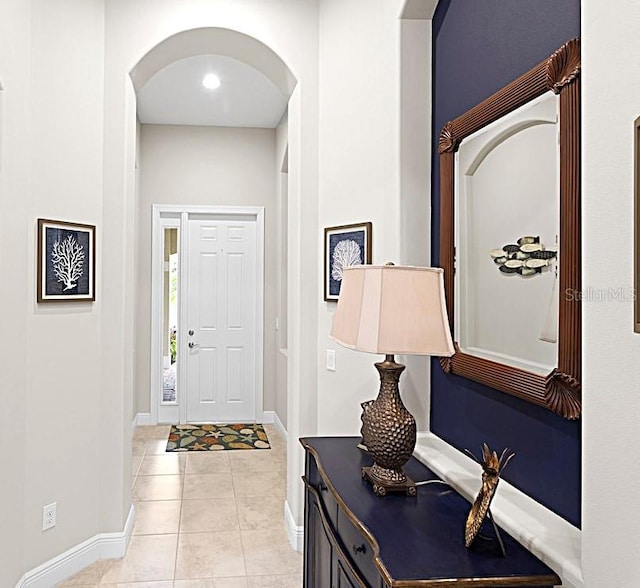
[150,204,265,425]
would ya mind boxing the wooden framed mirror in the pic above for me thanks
[438,39,581,420]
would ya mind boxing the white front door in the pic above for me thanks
[185,216,257,422]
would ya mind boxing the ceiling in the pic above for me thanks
[136,54,288,128]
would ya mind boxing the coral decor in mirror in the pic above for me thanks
[438,39,581,419]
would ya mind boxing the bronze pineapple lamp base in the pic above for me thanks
[360,354,417,496]
[330,264,454,498]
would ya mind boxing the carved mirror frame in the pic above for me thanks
[438,39,581,420]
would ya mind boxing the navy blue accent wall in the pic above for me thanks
[431,0,581,527]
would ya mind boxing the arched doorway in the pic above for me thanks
[129,27,296,427]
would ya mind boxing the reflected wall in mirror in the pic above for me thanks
[457,92,560,375]
[439,39,581,419]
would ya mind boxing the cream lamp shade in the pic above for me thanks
[330,265,455,357]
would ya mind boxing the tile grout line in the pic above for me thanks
[231,457,249,582]
[172,434,186,584]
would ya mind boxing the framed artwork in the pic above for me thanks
[635,116,640,333]
[37,218,96,302]
[324,222,372,301]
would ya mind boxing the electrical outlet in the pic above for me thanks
[42,502,56,531]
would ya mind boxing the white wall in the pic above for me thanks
[104,0,320,536]
[0,0,132,585]
[317,0,433,435]
[398,16,433,429]
[275,115,289,428]
[26,0,111,569]
[136,124,277,416]
[582,1,640,585]
[0,2,30,585]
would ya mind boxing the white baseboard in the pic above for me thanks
[262,411,287,444]
[272,412,287,442]
[16,505,135,588]
[284,499,304,552]
[135,412,281,430]
[133,412,153,430]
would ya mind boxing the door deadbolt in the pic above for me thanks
[188,329,194,336]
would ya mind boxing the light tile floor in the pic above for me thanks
[58,424,302,587]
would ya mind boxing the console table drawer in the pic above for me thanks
[306,448,339,529]
[337,507,381,588]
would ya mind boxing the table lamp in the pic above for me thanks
[330,264,454,496]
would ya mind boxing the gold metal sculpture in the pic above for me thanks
[464,444,515,552]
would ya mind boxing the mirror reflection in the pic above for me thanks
[455,92,560,375]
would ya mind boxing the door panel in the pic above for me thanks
[227,348,245,403]
[227,253,245,328]
[198,348,217,403]
[199,252,218,328]
[186,217,257,422]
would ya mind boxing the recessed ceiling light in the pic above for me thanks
[202,73,221,90]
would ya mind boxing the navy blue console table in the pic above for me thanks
[301,436,560,587]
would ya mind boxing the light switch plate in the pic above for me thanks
[326,349,336,371]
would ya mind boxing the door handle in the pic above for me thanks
[188,341,199,349]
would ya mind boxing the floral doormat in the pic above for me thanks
[166,423,271,452]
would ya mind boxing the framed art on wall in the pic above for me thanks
[37,218,96,302]
[324,222,372,301]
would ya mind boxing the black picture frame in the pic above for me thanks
[324,222,372,301]
[37,218,96,302]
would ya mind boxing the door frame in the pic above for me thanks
[150,204,265,424]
